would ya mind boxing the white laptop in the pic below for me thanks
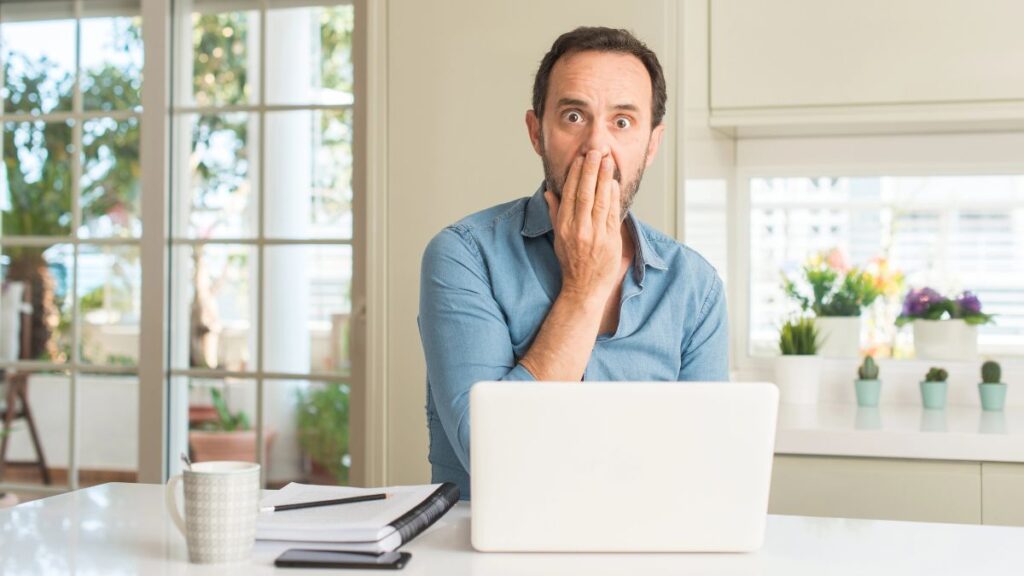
[469,381,779,552]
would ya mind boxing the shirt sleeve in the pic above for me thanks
[678,274,730,381]
[418,227,535,473]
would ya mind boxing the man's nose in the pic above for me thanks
[581,123,612,158]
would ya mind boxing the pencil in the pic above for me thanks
[260,492,387,513]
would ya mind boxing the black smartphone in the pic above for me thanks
[275,549,411,570]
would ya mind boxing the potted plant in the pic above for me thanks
[774,317,822,404]
[854,355,882,407]
[782,249,893,358]
[920,367,949,410]
[296,383,350,485]
[896,288,994,361]
[189,387,276,464]
[978,360,1007,412]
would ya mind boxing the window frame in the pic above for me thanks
[0,0,146,495]
[731,157,1024,377]
[1,0,375,492]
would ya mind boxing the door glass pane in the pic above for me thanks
[266,379,350,488]
[77,373,139,487]
[81,16,144,112]
[264,245,352,375]
[179,113,257,239]
[80,117,141,238]
[185,377,259,464]
[1,244,73,363]
[265,109,352,239]
[170,244,256,372]
[79,245,140,367]
[190,10,258,107]
[265,4,353,106]
[2,121,74,237]
[1,19,76,114]
[0,371,72,490]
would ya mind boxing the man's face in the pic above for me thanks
[526,50,664,216]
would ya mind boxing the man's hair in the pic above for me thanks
[532,26,667,129]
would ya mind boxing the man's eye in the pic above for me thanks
[565,111,582,123]
[616,117,632,129]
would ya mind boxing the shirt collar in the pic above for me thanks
[521,182,669,272]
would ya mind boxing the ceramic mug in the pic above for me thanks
[165,461,261,564]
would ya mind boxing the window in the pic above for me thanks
[1,1,143,493]
[168,0,359,488]
[746,175,1024,358]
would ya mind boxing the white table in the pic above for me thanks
[2,482,1023,575]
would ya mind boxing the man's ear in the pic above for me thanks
[644,124,666,169]
[525,109,543,155]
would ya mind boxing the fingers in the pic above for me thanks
[544,190,560,230]
[591,155,615,225]
[573,150,602,224]
[607,178,622,232]
[560,156,583,227]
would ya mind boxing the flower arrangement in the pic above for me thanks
[895,288,995,327]
[782,249,895,317]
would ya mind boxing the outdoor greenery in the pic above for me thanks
[296,383,350,484]
[192,387,251,432]
[5,8,355,481]
[2,18,142,362]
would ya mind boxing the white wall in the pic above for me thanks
[384,0,680,484]
[7,375,139,472]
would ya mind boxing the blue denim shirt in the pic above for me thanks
[418,185,728,499]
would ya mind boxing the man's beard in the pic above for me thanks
[540,139,648,219]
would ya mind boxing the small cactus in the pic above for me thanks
[925,367,948,382]
[858,356,879,380]
[981,360,1002,384]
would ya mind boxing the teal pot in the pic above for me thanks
[920,380,948,410]
[978,382,1007,411]
[854,379,882,407]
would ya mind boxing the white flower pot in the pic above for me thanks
[773,355,823,405]
[815,316,861,358]
[912,319,978,361]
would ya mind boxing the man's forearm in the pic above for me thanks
[518,291,604,381]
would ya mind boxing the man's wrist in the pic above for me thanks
[557,285,607,312]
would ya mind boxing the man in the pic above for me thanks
[419,27,728,499]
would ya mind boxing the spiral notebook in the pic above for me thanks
[255,482,460,553]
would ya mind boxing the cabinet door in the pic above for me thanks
[982,463,1024,527]
[770,455,982,524]
[711,0,1024,110]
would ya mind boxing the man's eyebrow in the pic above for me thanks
[555,97,589,109]
[554,99,641,113]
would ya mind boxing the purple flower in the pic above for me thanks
[901,287,943,317]
[956,291,982,315]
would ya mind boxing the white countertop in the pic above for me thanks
[775,404,1024,462]
[3,482,1024,575]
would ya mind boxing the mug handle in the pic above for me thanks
[164,474,187,538]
